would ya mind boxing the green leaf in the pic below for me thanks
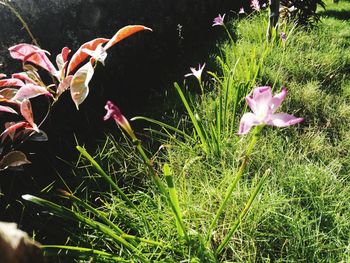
[164,163,185,237]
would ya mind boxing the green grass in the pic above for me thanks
[25,0,350,262]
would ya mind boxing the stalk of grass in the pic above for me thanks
[134,141,188,239]
[216,169,270,254]
[0,0,39,46]
[76,146,134,207]
[76,145,153,232]
[42,245,129,262]
[205,125,263,244]
[174,82,209,154]
[131,116,194,142]
[22,194,149,262]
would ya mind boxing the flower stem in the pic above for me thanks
[224,25,234,44]
[205,125,263,244]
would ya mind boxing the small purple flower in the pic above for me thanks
[239,7,245,14]
[251,0,260,11]
[212,14,225,27]
[184,63,206,82]
[104,100,136,139]
[238,86,303,135]
[280,32,287,42]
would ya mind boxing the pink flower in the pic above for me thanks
[104,100,136,139]
[238,86,303,135]
[239,7,245,14]
[212,14,225,27]
[280,32,287,42]
[184,63,206,82]
[251,0,260,11]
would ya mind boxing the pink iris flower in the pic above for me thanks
[104,100,136,139]
[238,86,303,135]
[184,63,206,83]
[212,14,225,27]
[251,0,261,11]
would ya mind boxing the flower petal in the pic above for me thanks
[251,86,273,118]
[238,112,260,135]
[267,113,304,127]
[271,87,287,113]
[104,100,135,139]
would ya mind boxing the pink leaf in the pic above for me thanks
[0,105,18,115]
[11,73,37,85]
[82,43,107,65]
[1,121,28,142]
[57,75,73,97]
[9,44,57,75]
[0,78,25,87]
[61,47,71,62]
[0,151,31,171]
[56,47,71,72]
[104,25,152,50]
[12,84,52,101]
[20,99,38,131]
[67,38,109,74]
[70,61,94,109]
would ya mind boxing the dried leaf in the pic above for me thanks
[0,151,31,171]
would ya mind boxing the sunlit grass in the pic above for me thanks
[24,0,350,261]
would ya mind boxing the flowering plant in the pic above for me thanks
[0,25,151,171]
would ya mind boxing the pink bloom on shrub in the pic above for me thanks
[212,14,225,27]
[104,100,135,139]
[251,0,260,11]
[184,63,206,82]
[238,86,303,135]
[239,7,245,14]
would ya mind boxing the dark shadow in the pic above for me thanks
[319,8,350,20]
[0,0,246,249]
